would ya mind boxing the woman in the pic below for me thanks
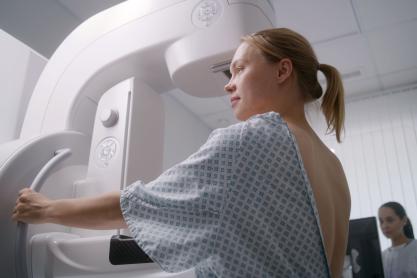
[379,202,417,277]
[13,28,350,277]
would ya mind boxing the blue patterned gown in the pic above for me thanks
[120,112,331,277]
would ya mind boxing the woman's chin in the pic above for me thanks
[232,107,251,122]
[234,111,249,122]
[383,231,394,239]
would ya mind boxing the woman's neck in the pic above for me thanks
[391,234,410,247]
[279,104,311,131]
[274,87,311,130]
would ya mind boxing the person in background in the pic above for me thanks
[13,28,351,277]
[379,201,417,278]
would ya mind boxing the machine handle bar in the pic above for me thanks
[15,148,72,278]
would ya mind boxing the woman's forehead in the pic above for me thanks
[379,207,396,217]
[232,42,260,62]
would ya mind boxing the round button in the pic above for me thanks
[100,109,118,127]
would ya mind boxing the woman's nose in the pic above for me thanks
[224,81,235,93]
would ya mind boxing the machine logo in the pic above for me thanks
[192,0,223,28]
[95,137,118,167]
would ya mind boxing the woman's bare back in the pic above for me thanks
[288,123,351,278]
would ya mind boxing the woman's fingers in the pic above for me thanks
[12,188,50,224]
[18,187,31,196]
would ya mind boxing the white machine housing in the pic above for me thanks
[20,0,275,139]
[0,0,275,277]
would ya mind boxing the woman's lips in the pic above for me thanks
[230,96,240,107]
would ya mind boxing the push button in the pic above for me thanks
[100,109,119,127]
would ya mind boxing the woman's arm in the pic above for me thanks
[12,188,127,230]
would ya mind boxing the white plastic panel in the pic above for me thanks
[166,1,274,98]
[71,78,165,238]
[85,79,132,193]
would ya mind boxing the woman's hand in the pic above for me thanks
[12,189,127,229]
[12,188,52,224]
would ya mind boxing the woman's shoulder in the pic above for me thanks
[381,247,390,255]
[210,112,289,142]
[207,121,246,144]
[247,111,286,128]
[382,240,417,254]
[245,111,290,137]
[407,240,417,260]
[408,239,417,249]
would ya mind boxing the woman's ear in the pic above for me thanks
[276,58,293,84]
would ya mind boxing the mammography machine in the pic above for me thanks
[0,0,275,277]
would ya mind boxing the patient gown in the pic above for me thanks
[120,112,330,278]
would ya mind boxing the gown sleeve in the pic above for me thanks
[120,124,243,273]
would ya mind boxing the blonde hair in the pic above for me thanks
[242,28,345,142]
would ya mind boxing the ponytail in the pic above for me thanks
[404,218,415,239]
[318,64,345,143]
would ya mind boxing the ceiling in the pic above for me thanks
[1,0,416,129]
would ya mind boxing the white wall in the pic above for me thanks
[161,94,212,170]
[0,29,47,143]
[308,85,417,250]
